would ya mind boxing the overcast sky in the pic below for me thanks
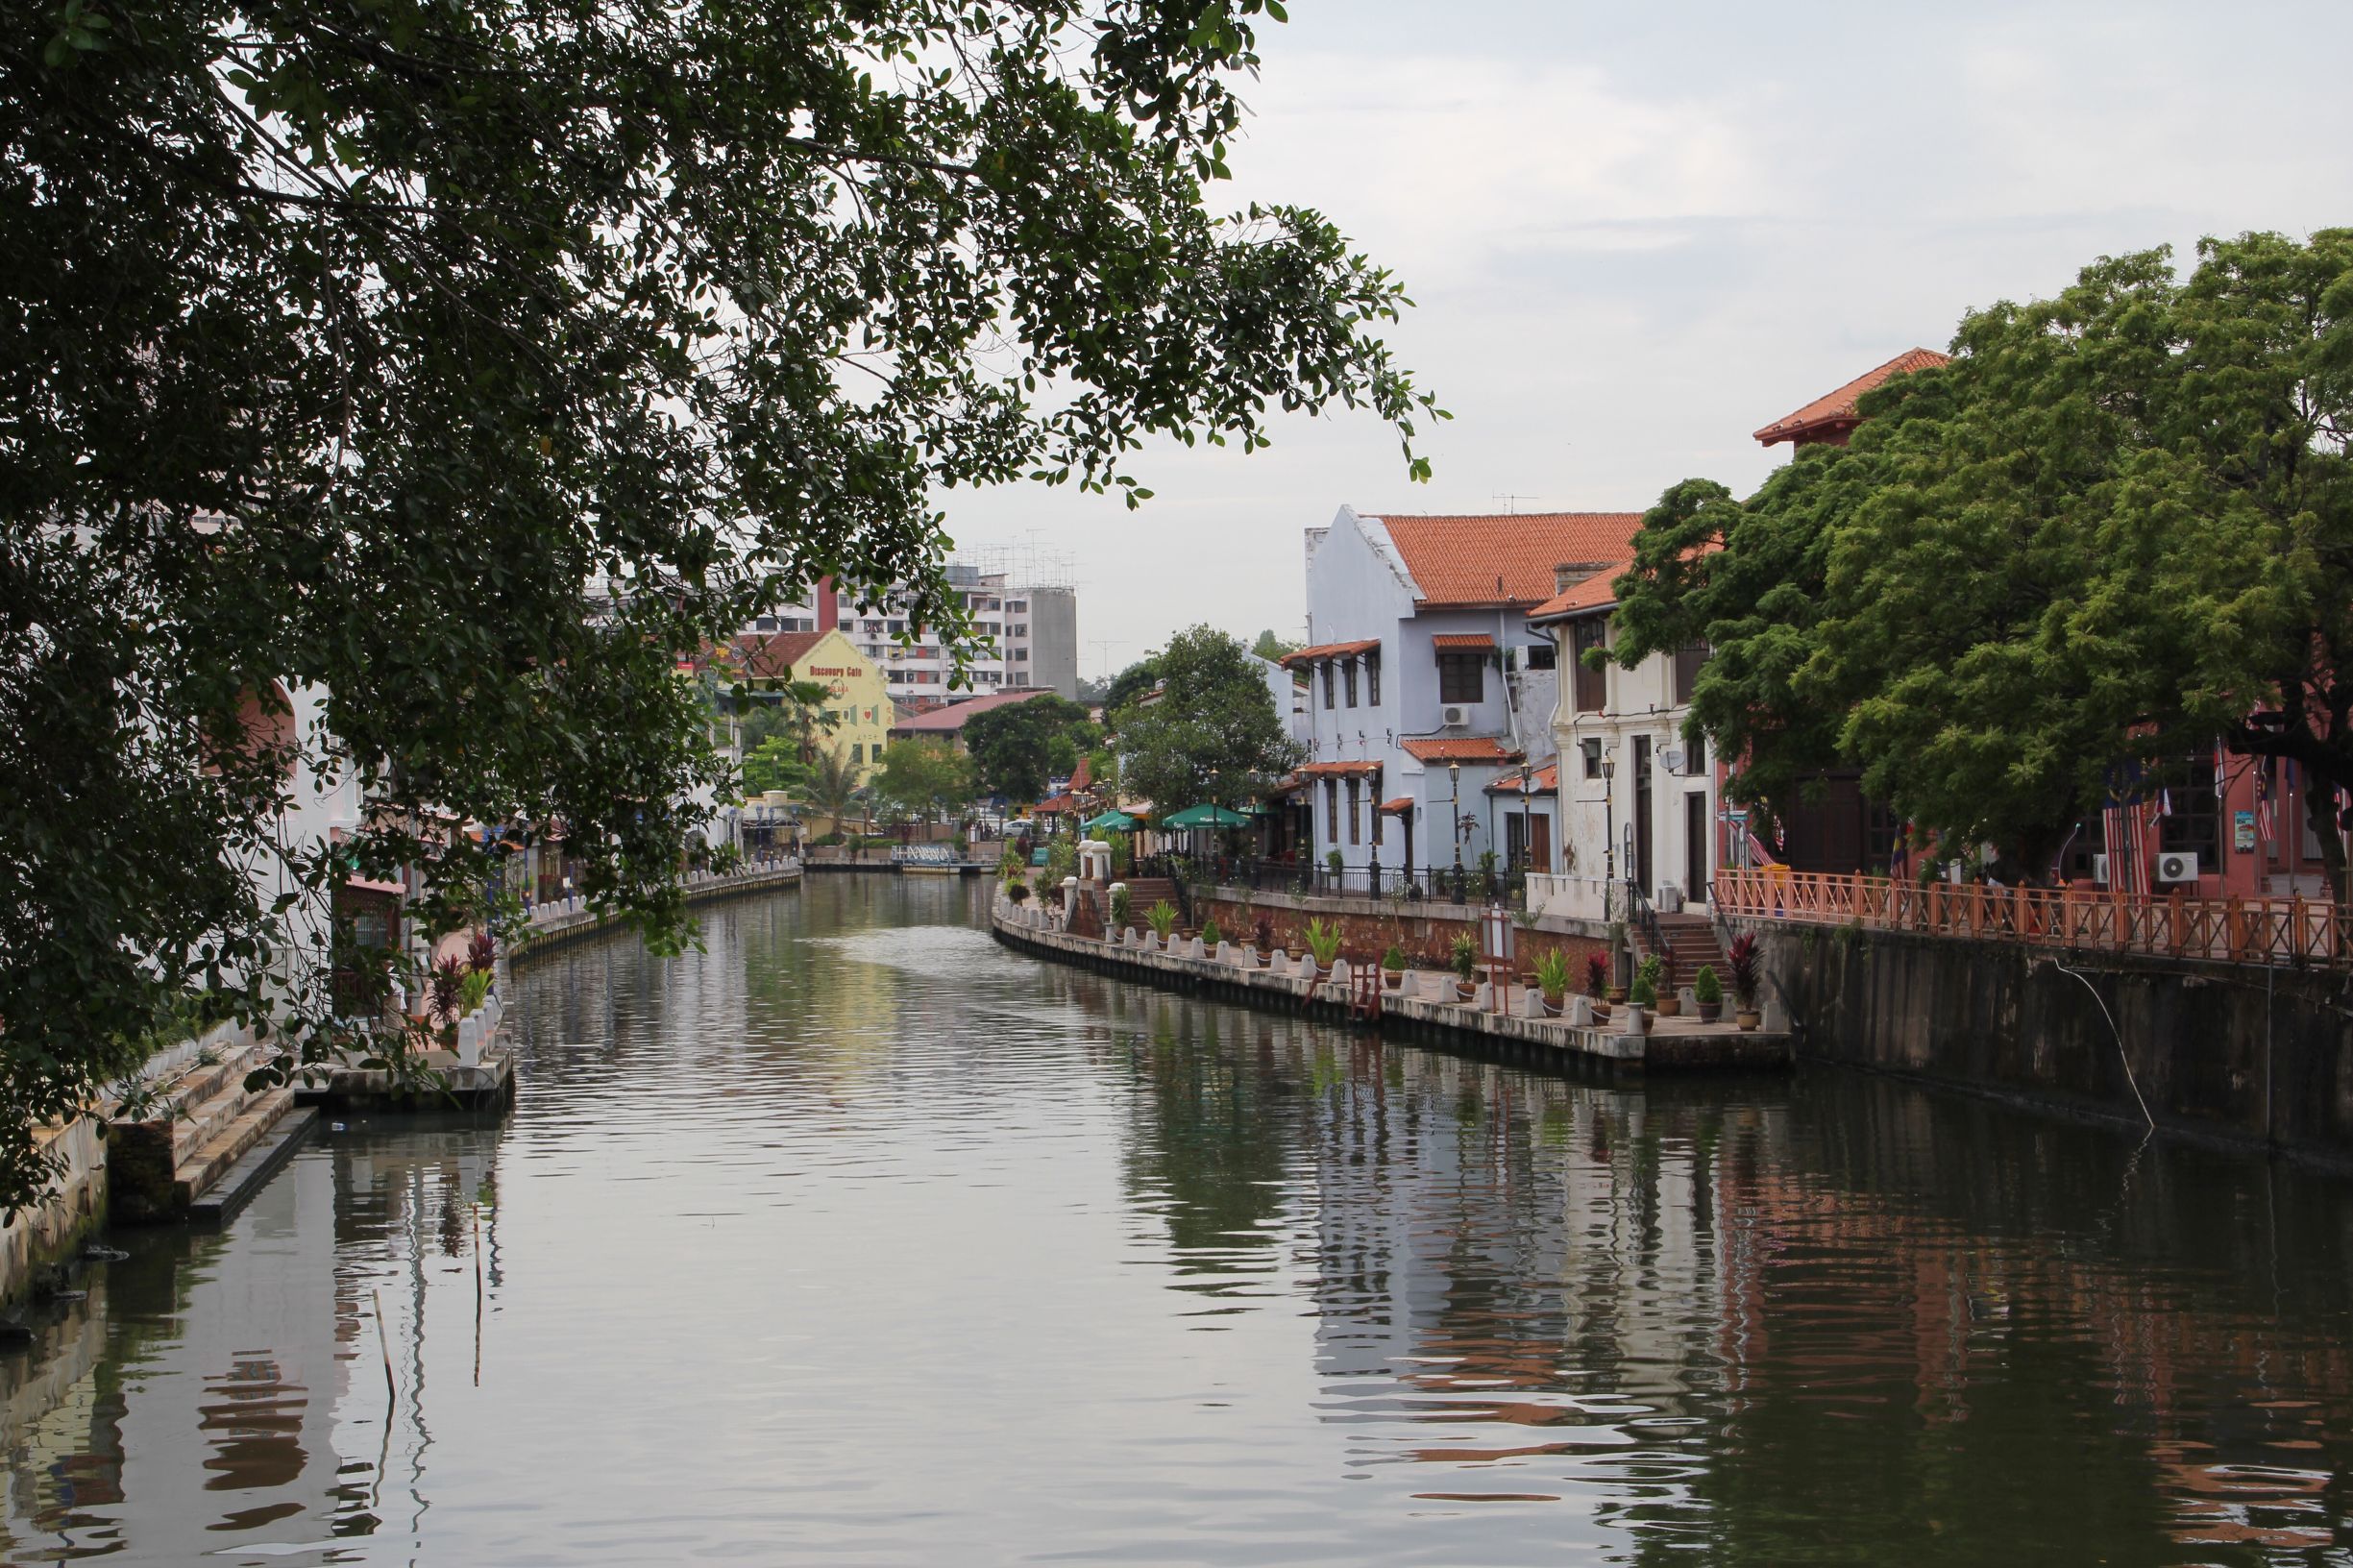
[938,1,2353,682]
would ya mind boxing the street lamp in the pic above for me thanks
[1449,759,1464,904]
[1520,766,1533,874]
[1601,747,1618,912]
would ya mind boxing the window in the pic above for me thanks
[1572,621,1607,712]
[887,619,905,634]
[870,741,884,760]
[2161,752,2222,863]
[849,744,863,764]
[1013,673,1029,686]
[1008,600,1026,612]
[1687,733,1706,774]
[1343,778,1360,845]
[1008,624,1027,637]
[753,616,778,632]
[1372,775,1385,845]
[1581,738,1604,779]
[1673,642,1709,706]
[1325,778,1340,844]
[1522,642,1556,671]
[1322,663,1336,709]
[1343,659,1359,708]
[1438,652,1483,705]
[1367,653,1381,706]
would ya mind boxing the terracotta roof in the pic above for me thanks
[1377,796,1415,815]
[1279,638,1382,668]
[1402,737,1522,764]
[888,689,1055,734]
[1036,792,1084,814]
[1753,348,1949,447]
[1485,760,1560,794]
[1298,760,1384,778]
[1430,632,1496,650]
[1364,512,1643,607]
[1066,755,1092,793]
[1528,569,1625,622]
[733,630,825,681]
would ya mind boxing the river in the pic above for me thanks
[4,874,2352,1565]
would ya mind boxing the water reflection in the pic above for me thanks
[0,875,2348,1563]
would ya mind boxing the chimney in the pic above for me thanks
[1553,560,1614,595]
[816,575,839,632]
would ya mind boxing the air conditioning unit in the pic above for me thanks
[2091,853,2109,886]
[1440,703,1472,728]
[2155,851,2200,885]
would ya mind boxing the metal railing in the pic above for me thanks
[1147,854,1527,907]
[1715,866,2347,968]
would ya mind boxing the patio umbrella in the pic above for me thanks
[1083,808,1139,833]
[1160,803,1252,829]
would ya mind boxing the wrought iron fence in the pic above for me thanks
[1140,854,1526,908]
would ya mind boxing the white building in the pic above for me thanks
[1282,507,1640,883]
[1526,564,1719,921]
[750,563,1078,702]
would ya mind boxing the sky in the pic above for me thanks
[938,0,2353,683]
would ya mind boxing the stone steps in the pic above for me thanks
[171,1088,299,1212]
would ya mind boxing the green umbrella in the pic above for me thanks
[1083,808,1138,833]
[1161,803,1252,829]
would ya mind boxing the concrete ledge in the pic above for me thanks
[991,906,1791,1076]
[512,863,804,959]
[187,1107,319,1227]
[293,1036,517,1114]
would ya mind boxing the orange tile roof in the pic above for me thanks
[1377,796,1415,815]
[888,689,1055,733]
[1485,760,1560,794]
[732,630,825,680]
[1298,759,1384,778]
[1402,737,1522,764]
[1366,512,1643,607]
[1527,569,1625,621]
[1753,348,1949,447]
[1279,637,1382,668]
[1430,632,1495,650]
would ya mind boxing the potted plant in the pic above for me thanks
[1449,932,1479,1001]
[1692,964,1722,1023]
[1006,879,1030,905]
[1584,951,1611,1022]
[1728,933,1762,1031]
[1635,954,1670,1017]
[1253,917,1275,967]
[1200,916,1224,951]
[1605,920,1630,1002]
[1111,885,1133,931]
[1146,900,1180,947]
[1533,949,1570,1017]
[1381,943,1408,991]
[1325,848,1344,883]
[1627,956,1657,1020]
[1302,917,1343,977]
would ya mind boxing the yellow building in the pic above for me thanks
[738,626,895,779]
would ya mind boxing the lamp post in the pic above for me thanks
[1601,748,1618,915]
[1449,759,1464,904]
[1520,766,1533,876]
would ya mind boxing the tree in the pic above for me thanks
[739,739,812,801]
[1115,625,1300,810]
[962,695,1100,801]
[1103,656,1164,723]
[800,747,867,837]
[1250,628,1302,661]
[1609,231,2353,887]
[1,2,1436,1208]
[876,740,975,827]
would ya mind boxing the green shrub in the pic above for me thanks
[1450,932,1479,981]
[1302,917,1342,968]
[1325,848,1344,877]
[1630,970,1657,1008]
[1383,943,1407,972]
[1146,900,1180,939]
[1005,879,1030,904]
[1693,965,1722,1005]
[1533,949,1571,1002]
[1111,886,1132,929]
[1200,916,1223,947]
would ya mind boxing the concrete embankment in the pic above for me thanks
[993,902,1790,1076]
[1747,919,2353,1167]
[513,861,803,955]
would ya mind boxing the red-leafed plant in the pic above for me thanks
[1585,951,1609,1000]
[1727,933,1761,1011]
[428,956,467,1026]
[467,929,497,973]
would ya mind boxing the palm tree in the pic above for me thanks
[802,746,866,838]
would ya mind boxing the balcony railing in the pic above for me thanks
[1714,866,2347,968]
[1143,854,1525,907]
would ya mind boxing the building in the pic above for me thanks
[886,687,1060,752]
[1527,563,1720,920]
[748,561,1080,703]
[1281,507,1639,879]
[733,627,895,775]
[1753,348,1949,450]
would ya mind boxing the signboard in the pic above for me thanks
[2234,809,2257,853]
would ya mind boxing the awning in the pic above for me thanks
[1297,760,1383,778]
[1277,638,1382,668]
[1161,803,1254,828]
[343,875,405,896]
[1430,632,1496,650]
[1083,809,1138,832]
[1402,736,1522,764]
[1377,796,1415,816]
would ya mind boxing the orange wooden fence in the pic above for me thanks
[1713,866,2348,968]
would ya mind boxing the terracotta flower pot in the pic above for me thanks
[1696,1000,1721,1023]
[1454,980,1477,1002]
[1382,969,1404,991]
[1654,994,1681,1018]
[1541,994,1564,1017]
[1735,1008,1761,1032]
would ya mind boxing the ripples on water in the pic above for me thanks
[4,874,2353,1564]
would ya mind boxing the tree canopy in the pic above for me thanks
[1,0,1435,1209]
[1102,655,1164,722]
[961,694,1099,801]
[1115,625,1299,810]
[875,740,975,825]
[1608,230,2353,886]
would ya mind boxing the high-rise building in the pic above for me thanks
[746,554,1079,706]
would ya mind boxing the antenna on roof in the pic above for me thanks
[1491,492,1540,515]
